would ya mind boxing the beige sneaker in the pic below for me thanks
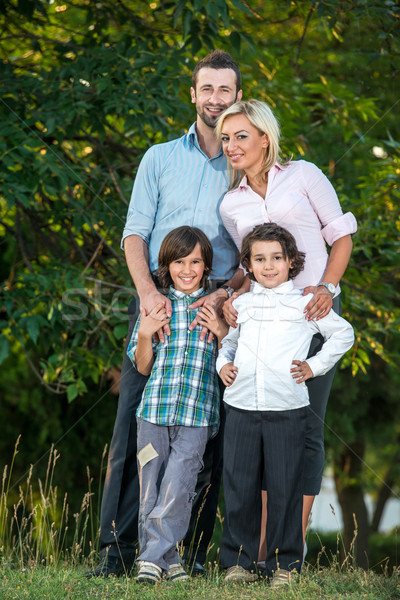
[224,565,258,583]
[167,563,190,582]
[270,568,292,587]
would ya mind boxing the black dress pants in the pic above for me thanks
[99,298,224,564]
[220,403,307,575]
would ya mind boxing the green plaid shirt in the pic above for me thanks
[127,287,219,433]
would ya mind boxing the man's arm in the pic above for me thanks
[188,267,246,341]
[124,235,172,340]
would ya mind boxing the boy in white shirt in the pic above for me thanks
[212,223,354,585]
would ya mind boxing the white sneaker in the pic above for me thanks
[137,561,163,584]
[270,568,292,587]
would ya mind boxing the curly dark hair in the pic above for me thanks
[156,226,213,290]
[192,49,241,94]
[240,223,306,281]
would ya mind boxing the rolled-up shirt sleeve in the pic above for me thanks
[121,146,160,249]
[126,318,141,367]
[320,212,357,246]
[126,315,157,368]
[303,161,357,245]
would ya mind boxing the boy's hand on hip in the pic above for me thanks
[291,360,313,383]
[219,362,238,387]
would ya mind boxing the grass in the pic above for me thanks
[0,440,399,599]
[0,564,399,600]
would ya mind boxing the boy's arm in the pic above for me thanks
[132,304,170,376]
[305,311,354,377]
[135,332,156,376]
[216,324,240,374]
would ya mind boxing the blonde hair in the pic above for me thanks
[215,99,286,190]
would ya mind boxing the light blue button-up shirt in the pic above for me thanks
[121,123,239,281]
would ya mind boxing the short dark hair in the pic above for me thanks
[156,226,213,290]
[240,223,306,281]
[192,49,241,94]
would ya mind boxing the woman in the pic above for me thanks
[215,99,357,559]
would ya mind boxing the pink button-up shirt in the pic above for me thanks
[220,160,357,293]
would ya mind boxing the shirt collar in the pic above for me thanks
[238,163,283,190]
[252,280,295,295]
[168,286,204,301]
[187,122,223,158]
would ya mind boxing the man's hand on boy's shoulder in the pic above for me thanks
[188,288,228,342]
[196,305,229,343]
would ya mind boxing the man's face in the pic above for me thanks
[191,67,242,128]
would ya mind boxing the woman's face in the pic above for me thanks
[220,114,269,174]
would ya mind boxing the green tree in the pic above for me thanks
[1,0,399,565]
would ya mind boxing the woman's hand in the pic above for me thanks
[219,362,238,387]
[303,286,333,321]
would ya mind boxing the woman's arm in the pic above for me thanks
[303,235,353,321]
[320,235,353,287]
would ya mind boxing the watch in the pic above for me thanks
[221,284,234,298]
[319,282,336,295]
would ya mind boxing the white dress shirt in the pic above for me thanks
[216,281,354,411]
[219,160,357,294]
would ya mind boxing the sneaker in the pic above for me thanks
[224,565,258,583]
[84,555,133,578]
[270,568,292,587]
[136,561,163,584]
[167,563,190,582]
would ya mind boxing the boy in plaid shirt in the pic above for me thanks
[127,226,227,584]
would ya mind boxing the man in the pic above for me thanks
[86,50,244,578]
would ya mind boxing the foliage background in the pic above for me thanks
[0,0,399,566]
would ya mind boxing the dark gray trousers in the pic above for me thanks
[303,295,341,495]
[220,403,307,575]
[99,299,224,564]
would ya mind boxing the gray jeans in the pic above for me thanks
[137,419,210,570]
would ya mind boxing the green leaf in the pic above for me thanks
[67,383,79,402]
[0,336,10,365]
[113,323,128,340]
